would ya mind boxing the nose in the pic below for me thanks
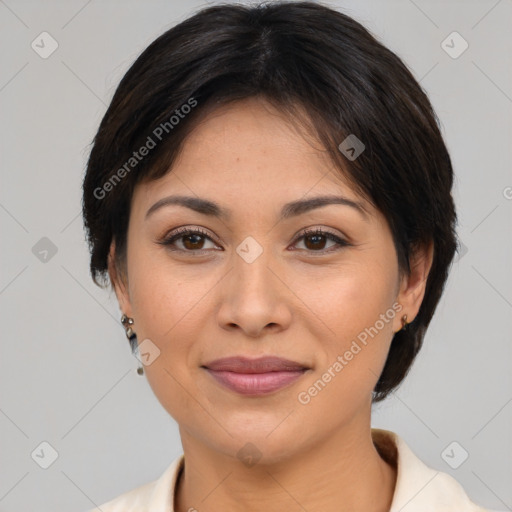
[216,245,293,338]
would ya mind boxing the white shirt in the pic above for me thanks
[87,428,498,512]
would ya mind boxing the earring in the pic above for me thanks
[121,314,144,375]
[401,314,408,331]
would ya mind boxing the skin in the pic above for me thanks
[109,96,433,512]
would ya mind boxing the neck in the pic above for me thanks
[175,420,397,512]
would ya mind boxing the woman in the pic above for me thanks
[82,2,494,510]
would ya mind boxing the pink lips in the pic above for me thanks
[203,356,309,395]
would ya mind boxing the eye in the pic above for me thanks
[291,228,350,253]
[157,226,350,255]
[157,227,221,253]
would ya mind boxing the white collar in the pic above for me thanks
[372,429,488,511]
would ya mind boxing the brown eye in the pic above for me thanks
[158,228,220,253]
[293,228,350,253]
[303,233,329,250]
[182,233,206,250]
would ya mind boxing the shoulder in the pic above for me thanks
[85,455,184,512]
[86,480,157,512]
[372,428,496,512]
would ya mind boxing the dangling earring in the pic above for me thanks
[401,314,408,331]
[121,314,144,375]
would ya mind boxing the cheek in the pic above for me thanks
[295,260,398,399]
[128,246,213,339]
[129,264,207,422]
[126,253,224,376]
[298,259,397,341]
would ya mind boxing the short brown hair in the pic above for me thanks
[82,1,459,402]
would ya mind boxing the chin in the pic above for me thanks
[213,420,309,465]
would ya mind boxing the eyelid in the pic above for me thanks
[290,226,350,252]
[162,225,220,242]
[294,226,348,242]
[157,225,223,250]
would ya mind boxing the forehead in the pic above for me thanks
[132,97,373,219]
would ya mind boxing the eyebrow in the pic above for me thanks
[145,194,368,222]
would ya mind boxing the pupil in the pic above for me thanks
[185,234,203,249]
[306,234,325,250]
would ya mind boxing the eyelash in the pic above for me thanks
[157,226,351,255]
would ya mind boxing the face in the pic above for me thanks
[110,97,430,464]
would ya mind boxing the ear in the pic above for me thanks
[108,241,133,317]
[394,240,434,332]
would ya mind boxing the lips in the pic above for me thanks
[203,356,308,373]
[202,356,309,395]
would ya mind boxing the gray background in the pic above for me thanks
[0,0,511,511]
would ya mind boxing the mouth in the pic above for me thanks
[201,356,310,396]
